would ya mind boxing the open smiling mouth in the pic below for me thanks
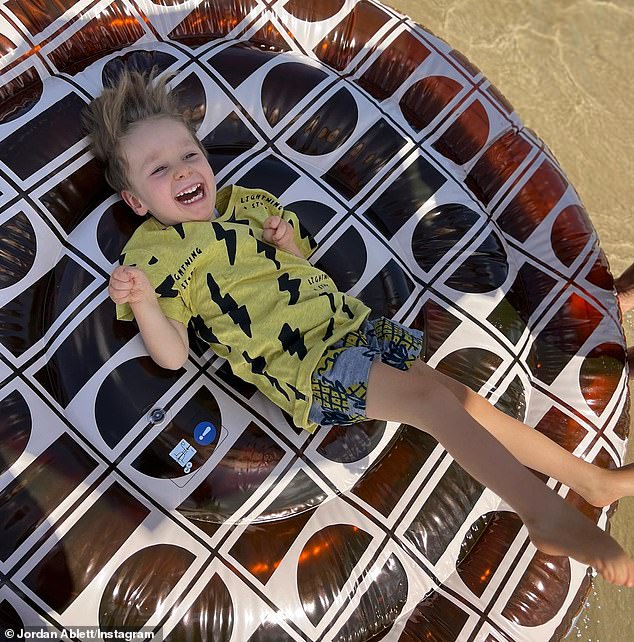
[175,183,205,204]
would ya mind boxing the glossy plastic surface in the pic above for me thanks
[0,1,629,641]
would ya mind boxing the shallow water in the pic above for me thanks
[388,1,634,639]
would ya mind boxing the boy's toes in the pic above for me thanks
[612,559,634,587]
[594,556,634,587]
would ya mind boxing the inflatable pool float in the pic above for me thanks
[0,1,629,640]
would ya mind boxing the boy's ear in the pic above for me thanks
[121,189,148,217]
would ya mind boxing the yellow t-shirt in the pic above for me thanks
[117,185,370,432]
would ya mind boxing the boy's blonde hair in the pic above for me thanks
[83,69,205,193]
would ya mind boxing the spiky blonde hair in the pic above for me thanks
[82,69,205,192]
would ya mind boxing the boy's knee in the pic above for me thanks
[411,359,468,402]
[397,363,449,418]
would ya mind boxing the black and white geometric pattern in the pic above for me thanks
[0,1,629,641]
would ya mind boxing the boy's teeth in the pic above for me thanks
[176,184,204,204]
[177,184,199,197]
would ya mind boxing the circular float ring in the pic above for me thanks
[0,2,629,641]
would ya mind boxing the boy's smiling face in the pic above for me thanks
[120,117,217,226]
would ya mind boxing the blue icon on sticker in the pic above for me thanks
[194,421,217,445]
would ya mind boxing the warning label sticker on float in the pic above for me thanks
[169,439,196,473]
[193,421,216,445]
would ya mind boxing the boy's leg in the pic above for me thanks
[364,359,634,586]
[410,359,634,508]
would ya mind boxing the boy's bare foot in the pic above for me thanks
[615,263,634,315]
[524,500,634,587]
[577,463,634,508]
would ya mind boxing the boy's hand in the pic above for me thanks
[263,216,303,258]
[109,266,155,306]
[263,216,294,249]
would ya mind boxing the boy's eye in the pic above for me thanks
[184,152,198,160]
[151,166,166,175]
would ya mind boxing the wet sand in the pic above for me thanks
[387,1,634,639]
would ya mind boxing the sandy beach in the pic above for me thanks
[386,1,634,639]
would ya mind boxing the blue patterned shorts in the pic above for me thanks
[308,317,424,427]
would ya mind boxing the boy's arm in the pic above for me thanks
[131,299,189,370]
[110,266,189,370]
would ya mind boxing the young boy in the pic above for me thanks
[84,70,634,587]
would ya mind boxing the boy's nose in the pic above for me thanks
[174,164,191,179]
